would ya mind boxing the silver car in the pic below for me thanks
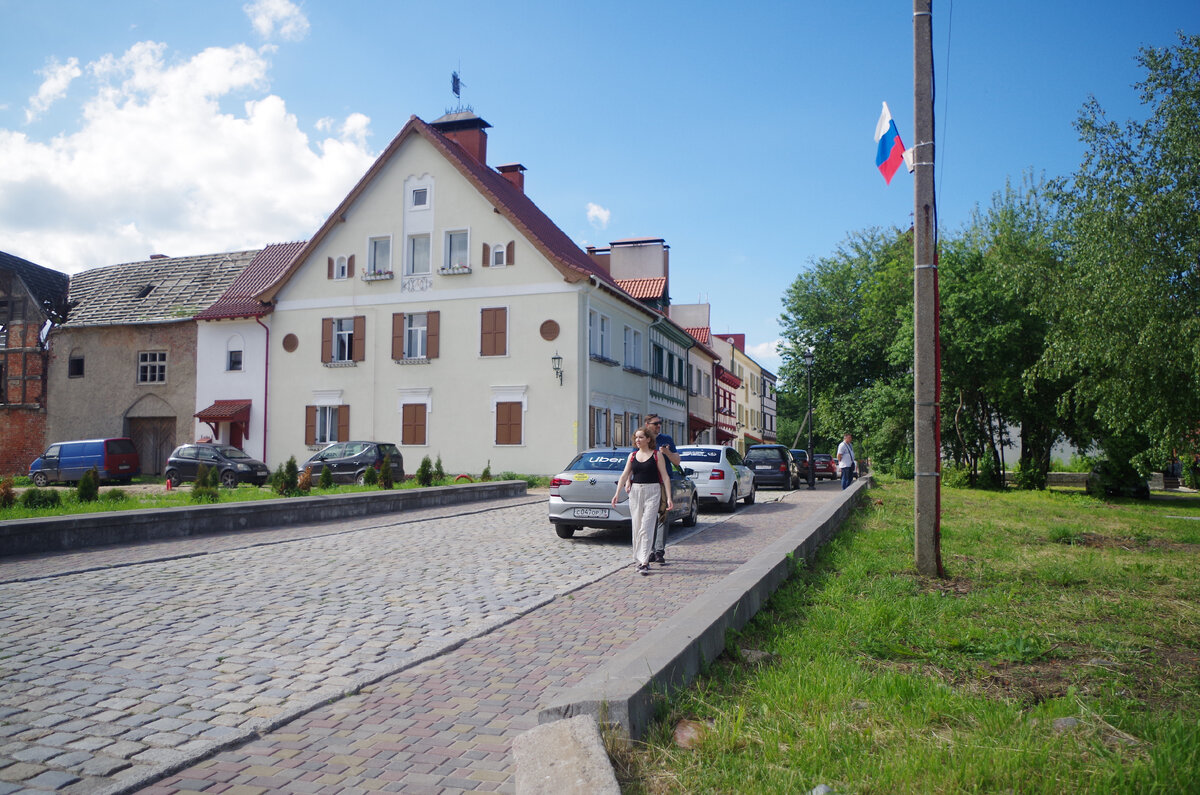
[549,447,699,539]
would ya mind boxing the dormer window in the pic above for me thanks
[135,285,155,299]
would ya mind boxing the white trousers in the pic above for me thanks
[628,482,660,565]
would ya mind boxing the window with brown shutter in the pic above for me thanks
[480,307,507,356]
[426,311,440,358]
[402,403,426,445]
[337,405,350,441]
[506,241,515,266]
[327,257,334,280]
[352,316,365,361]
[321,318,333,362]
[392,313,405,359]
[496,401,522,445]
[305,405,317,445]
[482,243,491,268]
[347,254,355,278]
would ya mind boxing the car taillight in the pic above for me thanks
[709,469,726,480]
[779,464,787,473]
[550,477,572,497]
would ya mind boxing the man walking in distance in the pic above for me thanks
[837,433,856,490]
[646,415,680,564]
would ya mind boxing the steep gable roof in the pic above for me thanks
[0,250,70,317]
[685,326,711,345]
[67,250,259,326]
[196,242,306,321]
[256,115,623,302]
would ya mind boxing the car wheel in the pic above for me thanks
[724,485,738,513]
[165,470,181,487]
[682,497,698,527]
[220,470,238,488]
[31,471,49,487]
[555,524,578,539]
[744,484,755,505]
[355,471,367,485]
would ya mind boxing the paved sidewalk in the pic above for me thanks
[139,486,842,795]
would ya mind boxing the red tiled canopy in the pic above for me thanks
[194,400,251,423]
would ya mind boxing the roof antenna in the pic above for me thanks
[447,65,473,115]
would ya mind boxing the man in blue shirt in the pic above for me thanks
[645,415,680,564]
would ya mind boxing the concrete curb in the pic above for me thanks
[0,480,528,557]
[520,478,870,792]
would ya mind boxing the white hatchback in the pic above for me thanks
[677,445,756,512]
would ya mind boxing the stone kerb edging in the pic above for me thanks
[0,480,528,557]
[536,477,870,744]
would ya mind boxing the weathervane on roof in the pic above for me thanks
[447,66,473,115]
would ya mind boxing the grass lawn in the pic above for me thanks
[619,478,1200,794]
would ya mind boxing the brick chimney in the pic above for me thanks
[430,111,491,165]
[497,163,526,193]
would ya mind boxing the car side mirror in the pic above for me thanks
[684,468,695,477]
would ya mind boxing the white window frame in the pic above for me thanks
[411,187,429,208]
[315,405,339,444]
[137,351,167,384]
[407,234,431,276]
[405,313,428,360]
[491,244,506,268]
[368,236,392,275]
[333,317,355,362]
[590,311,611,358]
[444,230,469,269]
[592,406,610,447]
[334,256,348,280]
[623,326,642,369]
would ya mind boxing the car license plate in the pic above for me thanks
[573,507,609,519]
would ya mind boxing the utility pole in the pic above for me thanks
[913,0,944,577]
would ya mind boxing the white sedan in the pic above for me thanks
[677,444,756,512]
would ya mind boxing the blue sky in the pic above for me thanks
[1,1,1195,373]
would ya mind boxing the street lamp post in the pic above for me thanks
[804,349,815,490]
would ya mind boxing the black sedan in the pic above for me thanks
[164,443,270,487]
[302,441,403,484]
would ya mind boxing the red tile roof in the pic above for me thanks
[615,277,666,300]
[197,242,306,320]
[685,326,710,345]
[194,399,251,422]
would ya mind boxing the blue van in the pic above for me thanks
[29,438,141,486]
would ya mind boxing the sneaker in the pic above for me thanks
[637,564,651,575]
[653,550,667,565]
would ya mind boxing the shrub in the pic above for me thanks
[480,461,492,482]
[20,487,62,509]
[207,464,222,488]
[101,489,127,503]
[942,463,970,489]
[190,483,220,503]
[380,455,395,489]
[195,464,210,493]
[362,466,379,485]
[977,454,1004,490]
[0,477,15,508]
[77,466,100,502]
[415,456,433,487]
[891,447,914,480]
[297,468,313,492]
[272,457,300,496]
[318,465,333,489]
[1012,461,1046,490]
[433,455,445,483]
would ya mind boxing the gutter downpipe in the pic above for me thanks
[255,315,270,462]
[585,280,593,452]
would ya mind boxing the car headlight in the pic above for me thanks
[237,463,250,471]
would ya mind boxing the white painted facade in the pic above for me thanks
[262,122,660,475]
[194,318,269,460]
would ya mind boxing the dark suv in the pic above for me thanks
[743,444,800,489]
[790,449,811,480]
[302,441,403,484]
[164,443,270,487]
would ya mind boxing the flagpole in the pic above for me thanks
[913,0,943,577]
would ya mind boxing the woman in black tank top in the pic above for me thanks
[613,426,674,574]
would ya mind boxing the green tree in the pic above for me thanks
[1043,34,1200,473]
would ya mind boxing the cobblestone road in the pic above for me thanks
[0,484,843,794]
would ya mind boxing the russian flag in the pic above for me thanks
[874,102,908,185]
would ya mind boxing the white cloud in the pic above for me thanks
[747,339,782,370]
[0,40,375,273]
[244,0,310,41]
[586,202,611,230]
[25,57,82,123]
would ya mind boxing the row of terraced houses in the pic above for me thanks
[0,111,778,478]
